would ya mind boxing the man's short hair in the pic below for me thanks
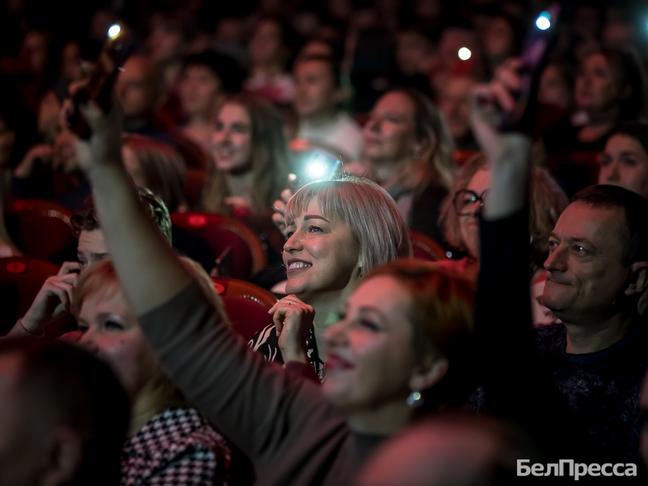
[0,338,130,486]
[71,187,172,243]
[572,184,648,265]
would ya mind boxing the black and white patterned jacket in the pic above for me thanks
[121,407,231,485]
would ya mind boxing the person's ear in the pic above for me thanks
[408,356,449,392]
[41,426,82,486]
[625,261,648,296]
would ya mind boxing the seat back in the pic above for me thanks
[8,199,76,264]
[0,257,58,334]
[213,277,277,341]
[172,212,267,279]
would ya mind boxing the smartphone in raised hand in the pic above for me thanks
[66,23,136,139]
[498,3,561,134]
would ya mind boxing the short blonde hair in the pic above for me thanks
[286,176,412,275]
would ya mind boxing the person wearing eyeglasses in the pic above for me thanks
[438,154,567,326]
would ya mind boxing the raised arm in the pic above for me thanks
[73,99,344,479]
[76,101,190,314]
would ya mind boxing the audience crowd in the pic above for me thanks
[1,0,648,484]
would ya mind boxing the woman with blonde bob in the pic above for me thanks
[251,175,412,378]
[72,257,235,485]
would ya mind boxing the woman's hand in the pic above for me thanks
[20,261,82,334]
[271,188,293,238]
[269,294,314,364]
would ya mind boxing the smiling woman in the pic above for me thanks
[71,258,235,485]
[250,176,412,378]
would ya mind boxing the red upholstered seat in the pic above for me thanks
[172,212,267,279]
[8,199,76,264]
[213,277,277,341]
[0,257,58,334]
[410,230,447,261]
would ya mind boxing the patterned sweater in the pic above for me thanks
[121,407,232,485]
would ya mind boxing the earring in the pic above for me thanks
[406,390,424,408]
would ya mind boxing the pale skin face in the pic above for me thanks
[362,92,420,166]
[598,134,648,199]
[293,60,337,119]
[78,289,158,398]
[283,198,360,300]
[77,229,109,268]
[574,53,618,114]
[542,203,632,323]
[321,275,420,411]
[458,168,490,259]
[211,103,253,172]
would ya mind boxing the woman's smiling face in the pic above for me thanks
[283,197,360,299]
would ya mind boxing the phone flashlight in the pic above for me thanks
[457,47,472,61]
[535,11,553,31]
[288,141,345,190]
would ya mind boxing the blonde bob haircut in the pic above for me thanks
[286,176,413,276]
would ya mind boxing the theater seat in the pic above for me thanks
[172,212,267,279]
[410,231,447,261]
[213,277,277,341]
[7,199,76,264]
[0,257,58,334]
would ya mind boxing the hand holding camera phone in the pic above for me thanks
[66,23,135,139]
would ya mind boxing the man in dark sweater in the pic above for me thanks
[536,185,648,462]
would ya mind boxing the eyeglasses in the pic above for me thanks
[453,189,488,216]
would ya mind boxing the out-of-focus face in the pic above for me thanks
[116,57,158,119]
[77,230,109,268]
[322,275,417,410]
[283,198,360,299]
[438,77,474,140]
[574,53,618,113]
[396,31,429,75]
[293,60,336,119]
[178,65,222,119]
[211,103,253,172]
[249,20,283,66]
[598,134,648,199]
[78,289,158,398]
[543,202,630,323]
[458,168,490,259]
[362,92,418,165]
[483,17,514,60]
[0,354,44,486]
[539,65,571,110]
[147,24,183,63]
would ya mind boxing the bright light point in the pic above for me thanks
[305,159,328,180]
[287,173,297,182]
[535,13,551,31]
[457,47,472,61]
[107,24,122,40]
